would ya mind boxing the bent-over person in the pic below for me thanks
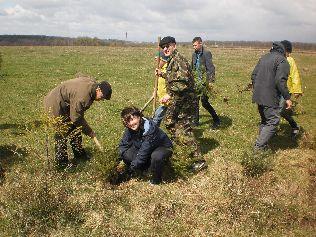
[44,76,112,169]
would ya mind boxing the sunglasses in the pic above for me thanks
[161,44,171,49]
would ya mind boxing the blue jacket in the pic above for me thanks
[118,118,173,170]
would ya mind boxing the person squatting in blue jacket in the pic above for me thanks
[118,106,173,185]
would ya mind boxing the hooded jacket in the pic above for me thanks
[44,76,98,136]
[251,42,290,107]
[118,118,173,170]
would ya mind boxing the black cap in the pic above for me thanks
[280,40,292,53]
[159,36,176,48]
[98,81,112,100]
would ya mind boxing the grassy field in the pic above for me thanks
[0,45,315,236]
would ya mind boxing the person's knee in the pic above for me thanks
[151,153,164,164]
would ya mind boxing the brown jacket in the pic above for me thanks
[44,76,98,136]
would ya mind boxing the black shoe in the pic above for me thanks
[291,126,300,139]
[149,179,161,185]
[210,121,220,130]
[193,121,200,127]
[73,150,90,163]
[55,160,69,171]
[191,160,208,172]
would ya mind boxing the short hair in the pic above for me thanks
[121,106,143,126]
[280,40,292,53]
[192,37,202,43]
[98,80,112,100]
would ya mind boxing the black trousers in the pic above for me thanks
[122,146,173,183]
[54,124,85,165]
[195,94,220,124]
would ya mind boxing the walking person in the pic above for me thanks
[279,40,302,138]
[251,42,292,150]
[191,37,220,129]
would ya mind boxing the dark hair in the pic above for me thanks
[280,40,292,53]
[192,37,202,43]
[98,80,112,100]
[121,106,143,126]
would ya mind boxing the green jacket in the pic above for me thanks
[44,76,98,136]
[162,49,195,96]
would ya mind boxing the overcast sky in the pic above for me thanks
[0,0,315,43]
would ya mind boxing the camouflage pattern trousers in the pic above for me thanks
[164,92,201,156]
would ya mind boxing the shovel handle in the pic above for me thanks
[93,137,103,151]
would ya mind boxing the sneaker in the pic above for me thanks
[210,121,220,130]
[291,127,300,139]
[149,179,161,185]
[193,121,200,127]
[191,160,208,172]
[64,162,76,172]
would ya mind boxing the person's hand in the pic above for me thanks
[89,130,96,138]
[293,93,302,99]
[285,99,292,109]
[155,68,162,77]
[207,82,213,90]
[116,161,126,173]
[160,94,171,103]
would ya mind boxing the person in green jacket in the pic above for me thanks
[44,76,112,169]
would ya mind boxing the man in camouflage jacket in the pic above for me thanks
[155,36,206,171]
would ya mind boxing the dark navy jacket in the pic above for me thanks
[251,42,290,107]
[118,118,173,170]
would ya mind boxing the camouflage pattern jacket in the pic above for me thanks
[161,49,195,97]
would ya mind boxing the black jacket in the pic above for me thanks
[191,46,215,83]
[118,118,173,170]
[252,42,290,107]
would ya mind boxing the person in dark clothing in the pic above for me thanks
[44,76,112,169]
[118,107,173,185]
[251,42,292,150]
[192,37,220,129]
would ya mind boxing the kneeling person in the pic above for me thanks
[44,76,112,169]
[119,107,173,185]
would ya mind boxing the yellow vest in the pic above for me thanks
[157,63,168,105]
[287,56,302,94]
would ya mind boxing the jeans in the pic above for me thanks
[254,105,281,150]
[121,146,173,183]
[153,105,168,127]
[194,94,220,124]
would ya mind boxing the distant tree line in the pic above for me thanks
[0,35,135,46]
[182,40,316,51]
[0,35,315,51]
